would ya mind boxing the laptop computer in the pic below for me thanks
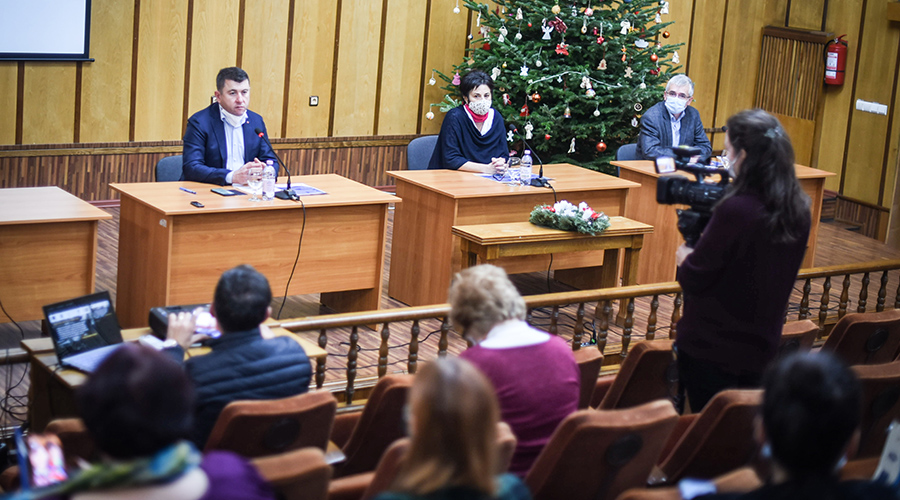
[43,291,124,373]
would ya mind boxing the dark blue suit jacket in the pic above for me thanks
[637,101,712,160]
[182,103,278,185]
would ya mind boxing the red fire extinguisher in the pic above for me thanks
[825,35,848,85]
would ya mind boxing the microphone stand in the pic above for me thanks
[507,125,550,188]
[255,128,298,200]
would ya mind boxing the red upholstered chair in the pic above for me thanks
[852,359,900,458]
[776,320,819,358]
[574,347,605,409]
[616,467,762,500]
[821,309,900,366]
[252,447,332,500]
[204,390,338,458]
[649,389,762,485]
[524,400,679,500]
[332,375,414,478]
[591,340,678,410]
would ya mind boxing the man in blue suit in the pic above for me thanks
[182,67,278,185]
[637,74,712,160]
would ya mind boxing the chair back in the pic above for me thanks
[821,309,900,365]
[654,389,762,484]
[597,340,678,410]
[336,374,414,477]
[525,400,679,500]
[155,154,184,182]
[252,447,332,500]
[204,390,337,458]
[616,144,640,161]
[776,320,819,359]
[406,136,438,170]
[359,438,411,500]
[853,359,900,457]
[574,348,604,409]
[616,467,762,500]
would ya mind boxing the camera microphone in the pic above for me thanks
[508,124,550,188]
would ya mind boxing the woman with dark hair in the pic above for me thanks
[13,344,275,500]
[374,357,531,500]
[674,109,812,412]
[699,352,895,500]
[428,70,509,172]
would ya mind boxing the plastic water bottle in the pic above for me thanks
[262,160,276,200]
[520,150,533,185]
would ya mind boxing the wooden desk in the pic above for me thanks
[111,176,397,328]
[613,161,834,284]
[23,326,327,431]
[0,187,111,323]
[388,165,638,306]
[453,218,653,290]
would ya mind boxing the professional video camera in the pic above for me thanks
[655,146,731,247]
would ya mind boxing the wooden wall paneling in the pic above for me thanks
[666,0,694,76]
[80,0,135,144]
[286,0,339,138]
[22,64,76,144]
[685,0,727,132]
[841,0,897,206]
[420,0,471,135]
[787,0,826,30]
[133,0,189,141]
[331,0,384,137]
[814,0,862,190]
[0,63,17,144]
[762,0,788,26]
[187,0,241,125]
[240,0,291,138]
[377,0,428,135]
[885,53,900,247]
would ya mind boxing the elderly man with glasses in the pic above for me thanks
[637,74,712,160]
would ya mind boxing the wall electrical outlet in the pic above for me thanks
[309,96,319,106]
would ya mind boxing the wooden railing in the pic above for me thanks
[280,259,900,404]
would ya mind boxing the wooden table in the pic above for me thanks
[0,187,111,323]
[613,161,835,284]
[111,176,398,328]
[23,326,327,431]
[453,218,654,290]
[388,165,639,306]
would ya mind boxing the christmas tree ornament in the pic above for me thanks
[426,111,435,120]
[650,53,658,62]
[520,104,530,116]
[586,88,596,97]
[545,134,552,140]
[516,8,523,20]
[673,51,680,64]
[542,24,554,40]
[597,36,605,44]
[520,64,529,77]
[635,39,649,48]
[491,67,501,80]
[662,30,670,38]
[507,130,515,142]
[502,62,507,68]
[640,82,647,89]
[525,122,534,140]
[483,42,491,50]
[598,58,607,70]
[571,5,579,16]
[480,25,490,38]
[499,26,508,37]
[498,33,505,43]
[428,70,436,86]
[620,20,630,34]
[453,0,460,14]
[593,27,598,35]
[660,1,669,14]
[476,11,481,26]
[634,103,643,111]
[535,59,542,67]
[580,76,592,89]
[503,93,511,105]
[568,138,576,153]
[468,33,473,40]
[596,141,607,152]
[581,19,587,33]
[452,72,461,85]
[631,116,639,127]
[593,106,601,117]
[532,92,541,103]
[650,68,659,75]
[624,66,633,78]
[549,17,568,33]
[564,106,572,118]
[585,7,594,16]
[655,12,662,23]
[555,43,570,55]
[552,4,561,14]
[515,31,522,41]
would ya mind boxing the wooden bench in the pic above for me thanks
[451,217,654,290]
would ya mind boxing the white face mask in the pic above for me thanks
[665,96,688,117]
[467,99,491,116]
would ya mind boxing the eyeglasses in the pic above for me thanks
[665,90,692,100]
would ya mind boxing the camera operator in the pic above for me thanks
[674,109,811,412]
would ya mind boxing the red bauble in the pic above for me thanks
[596,141,607,152]
[545,134,552,140]
[483,42,491,51]
[663,31,670,38]
[650,68,659,75]
[531,93,541,103]
[650,53,658,62]
[528,22,533,27]
[520,104,530,117]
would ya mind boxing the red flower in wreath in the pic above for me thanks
[591,213,600,219]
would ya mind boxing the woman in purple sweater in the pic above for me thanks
[675,109,811,412]
[450,265,580,477]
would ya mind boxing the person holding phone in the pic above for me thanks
[428,70,509,174]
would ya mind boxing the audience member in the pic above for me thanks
[428,70,509,173]
[374,357,531,500]
[450,265,579,476]
[637,74,712,160]
[675,109,811,411]
[164,264,311,447]
[182,66,278,185]
[11,344,275,500]
[698,351,896,500]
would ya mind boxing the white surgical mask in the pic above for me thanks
[467,99,491,116]
[665,96,688,117]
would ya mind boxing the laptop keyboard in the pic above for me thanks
[63,344,122,373]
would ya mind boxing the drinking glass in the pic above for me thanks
[247,167,263,202]
[506,157,521,186]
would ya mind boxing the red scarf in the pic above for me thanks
[464,103,488,123]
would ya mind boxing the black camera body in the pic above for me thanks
[654,146,731,247]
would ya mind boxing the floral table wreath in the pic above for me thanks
[529,200,611,236]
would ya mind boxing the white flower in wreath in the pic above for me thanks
[581,208,596,221]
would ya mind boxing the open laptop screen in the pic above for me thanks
[43,291,122,361]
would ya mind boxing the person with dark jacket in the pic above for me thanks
[637,74,712,160]
[164,264,311,447]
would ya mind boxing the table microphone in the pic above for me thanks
[507,124,550,188]
[255,128,298,200]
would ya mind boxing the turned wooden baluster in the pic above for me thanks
[647,294,659,341]
[858,272,870,313]
[596,300,611,354]
[408,320,420,374]
[819,277,831,339]
[346,326,359,404]
[572,303,585,350]
[439,318,450,357]
[378,323,391,378]
[549,306,560,336]
[877,270,888,312]
[316,328,327,389]
[670,293,682,340]
[838,274,850,319]
[799,279,811,320]
[621,298,635,356]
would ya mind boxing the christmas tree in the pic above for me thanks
[429,0,680,174]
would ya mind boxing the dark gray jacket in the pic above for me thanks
[637,100,712,160]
